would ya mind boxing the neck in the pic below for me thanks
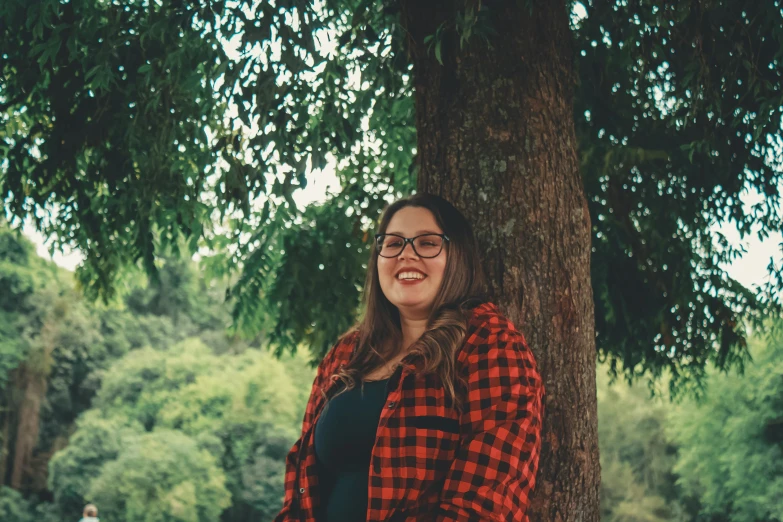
[399,311,429,350]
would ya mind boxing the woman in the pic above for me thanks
[274,194,544,522]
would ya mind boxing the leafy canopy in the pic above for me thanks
[2,0,783,390]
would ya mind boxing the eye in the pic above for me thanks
[386,240,403,248]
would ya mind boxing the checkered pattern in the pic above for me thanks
[273,302,544,522]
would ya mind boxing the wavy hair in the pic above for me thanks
[327,193,488,413]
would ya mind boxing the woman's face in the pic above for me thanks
[377,206,447,318]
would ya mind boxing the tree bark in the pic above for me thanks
[400,1,600,520]
[9,365,47,490]
[0,391,12,487]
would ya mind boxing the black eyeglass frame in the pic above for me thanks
[374,233,450,258]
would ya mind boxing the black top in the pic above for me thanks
[314,378,391,522]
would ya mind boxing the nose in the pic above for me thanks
[398,240,419,260]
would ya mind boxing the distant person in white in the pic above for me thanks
[78,503,99,522]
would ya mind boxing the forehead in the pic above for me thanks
[386,206,442,234]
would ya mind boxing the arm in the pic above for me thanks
[273,340,344,522]
[435,329,545,522]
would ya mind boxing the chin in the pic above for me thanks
[392,298,433,314]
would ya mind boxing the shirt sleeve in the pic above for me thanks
[434,328,545,522]
[272,338,346,522]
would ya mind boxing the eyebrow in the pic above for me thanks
[385,230,442,236]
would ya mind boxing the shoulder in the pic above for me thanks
[464,302,528,349]
[317,329,359,376]
[461,302,540,383]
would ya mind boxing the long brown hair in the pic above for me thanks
[329,193,488,413]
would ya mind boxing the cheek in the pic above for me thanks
[377,259,396,286]
[431,258,447,283]
[422,260,447,295]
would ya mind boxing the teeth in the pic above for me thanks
[397,271,425,280]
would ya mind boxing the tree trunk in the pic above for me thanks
[10,365,47,490]
[0,391,12,487]
[400,1,600,520]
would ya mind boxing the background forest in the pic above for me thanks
[1,222,782,522]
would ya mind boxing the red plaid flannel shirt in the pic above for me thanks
[273,302,544,521]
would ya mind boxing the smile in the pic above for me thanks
[396,271,427,281]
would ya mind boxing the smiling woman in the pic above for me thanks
[376,207,449,322]
[274,193,545,522]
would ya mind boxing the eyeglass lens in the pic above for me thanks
[377,235,444,258]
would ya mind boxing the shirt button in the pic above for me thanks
[387,401,396,408]
[299,488,305,494]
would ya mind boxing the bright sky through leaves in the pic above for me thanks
[22,167,783,293]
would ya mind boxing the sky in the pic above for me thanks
[21,165,782,295]
[20,165,342,271]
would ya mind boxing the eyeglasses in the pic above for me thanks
[374,233,449,258]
